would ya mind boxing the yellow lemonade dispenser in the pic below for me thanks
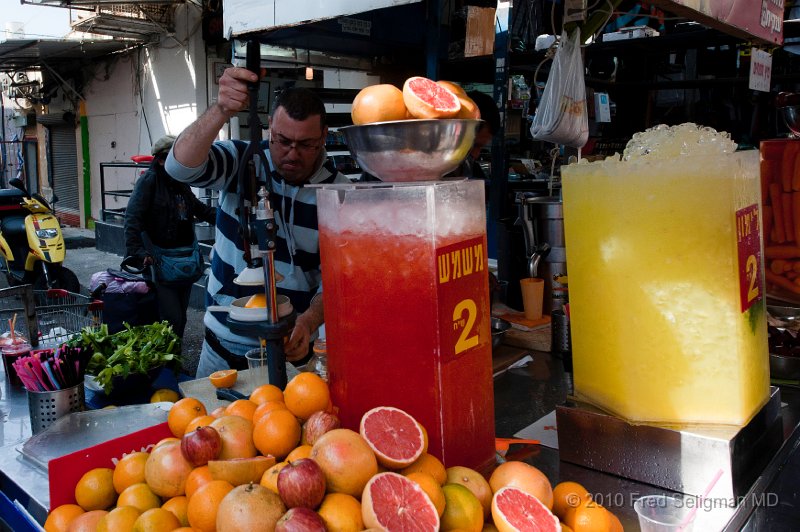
[555,124,780,503]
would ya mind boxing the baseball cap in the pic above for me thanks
[151,135,177,156]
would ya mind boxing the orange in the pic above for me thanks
[117,482,162,512]
[113,451,149,494]
[552,481,591,521]
[446,465,492,519]
[252,408,302,459]
[186,480,234,532]
[249,384,284,405]
[407,472,446,516]
[351,84,408,125]
[403,76,461,119]
[286,444,313,462]
[66,510,108,532]
[489,460,554,510]
[43,503,84,532]
[184,414,217,435]
[132,507,180,532]
[245,293,267,308]
[252,400,287,425]
[209,369,237,389]
[74,467,116,511]
[400,452,447,485]
[185,466,213,499]
[260,461,288,494]
[225,399,257,421]
[162,495,190,527]
[568,498,612,532]
[168,398,208,438]
[440,483,483,532]
[150,389,179,403]
[609,510,623,532]
[210,406,227,418]
[283,372,330,421]
[96,505,140,532]
[317,493,364,532]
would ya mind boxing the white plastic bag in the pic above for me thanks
[530,29,589,148]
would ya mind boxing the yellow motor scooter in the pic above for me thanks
[0,178,80,291]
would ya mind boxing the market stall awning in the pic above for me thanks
[0,38,138,73]
[651,0,784,45]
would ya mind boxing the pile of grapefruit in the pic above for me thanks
[45,372,623,532]
[351,77,481,125]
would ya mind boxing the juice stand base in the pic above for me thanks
[556,387,783,500]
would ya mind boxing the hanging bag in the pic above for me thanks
[149,240,204,286]
[530,29,589,148]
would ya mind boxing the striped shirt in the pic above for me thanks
[166,139,350,345]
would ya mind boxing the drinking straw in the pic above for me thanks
[678,469,723,531]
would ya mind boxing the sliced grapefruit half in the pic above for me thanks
[361,472,440,531]
[359,406,426,469]
[491,486,561,532]
[403,76,461,119]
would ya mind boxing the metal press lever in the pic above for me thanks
[226,40,291,389]
[514,193,550,277]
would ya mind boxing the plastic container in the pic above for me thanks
[306,338,328,382]
[2,341,31,387]
[27,382,85,434]
[318,180,495,471]
[562,149,769,426]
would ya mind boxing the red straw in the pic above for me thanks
[679,469,723,531]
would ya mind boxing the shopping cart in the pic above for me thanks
[0,285,103,348]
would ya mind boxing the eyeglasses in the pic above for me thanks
[269,131,323,154]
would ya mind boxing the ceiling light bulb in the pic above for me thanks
[305,66,313,80]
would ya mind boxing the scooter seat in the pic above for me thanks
[1,215,27,238]
[0,189,24,198]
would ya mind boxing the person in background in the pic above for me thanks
[124,135,216,337]
[165,68,350,377]
[462,90,501,180]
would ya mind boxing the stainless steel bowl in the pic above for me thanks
[491,317,511,349]
[340,119,482,182]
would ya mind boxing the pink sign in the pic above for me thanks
[656,0,784,45]
[736,204,764,313]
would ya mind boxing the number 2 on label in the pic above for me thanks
[453,299,479,355]
[746,254,759,303]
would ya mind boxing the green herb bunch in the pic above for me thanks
[69,321,182,394]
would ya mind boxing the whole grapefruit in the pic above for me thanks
[351,84,408,125]
[310,428,378,497]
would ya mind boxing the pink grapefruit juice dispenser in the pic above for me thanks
[317,180,496,471]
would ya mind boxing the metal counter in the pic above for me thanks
[492,344,800,531]
[2,346,799,529]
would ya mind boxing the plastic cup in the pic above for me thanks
[245,348,268,384]
[520,277,544,320]
[2,342,31,387]
[634,495,696,532]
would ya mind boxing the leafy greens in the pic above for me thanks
[70,321,182,394]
